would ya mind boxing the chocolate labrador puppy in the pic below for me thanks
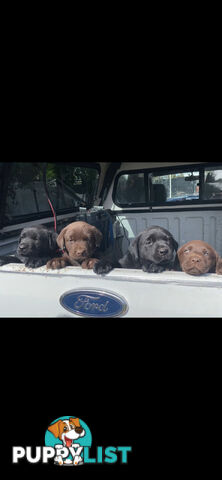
[174,240,222,275]
[94,226,178,274]
[0,225,58,268]
[46,221,103,269]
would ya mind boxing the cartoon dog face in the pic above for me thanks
[48,418,85,448]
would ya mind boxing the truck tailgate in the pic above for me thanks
[0,264,221,317]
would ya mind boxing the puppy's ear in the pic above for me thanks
[172,238,179,252]
[48,420,62,438]
[70,417,81,428]
[127,234,141,264]
[173,253,181,271]
[215,252,222,275]
[48,231,58,250]
[90,226,103,248]
[57,227,68,250]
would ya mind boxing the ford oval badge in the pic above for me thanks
[60,289,128,317]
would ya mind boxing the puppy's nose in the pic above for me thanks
[75,427,83,434]
[191,257,201,263]
[76,250,87,257]
[159,248,168,255]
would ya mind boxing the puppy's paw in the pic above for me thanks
[81,258,99,269]
[46,258,68,269]
[54,455,63,465]
[25,258,45,268]
[93,260,113,274]
[73,455,83,466]
[142,263,165,273]
[142,264,150,273]
[25,259,39,268]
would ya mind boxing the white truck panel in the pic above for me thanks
[0,264,221,318]
[111,210,222,257]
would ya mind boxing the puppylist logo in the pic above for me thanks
[12,416,132,466]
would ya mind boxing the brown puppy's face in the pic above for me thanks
[178,240,217,275]
[57,221,102,262]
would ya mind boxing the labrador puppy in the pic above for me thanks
[46,221,103,270]
[94,226,178,274]
[0,225,58,268]
[174,240,222,275]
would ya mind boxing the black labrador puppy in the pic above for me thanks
[0,225,58,268]
[93,226,178,274]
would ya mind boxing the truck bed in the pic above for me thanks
[0,264,221,318]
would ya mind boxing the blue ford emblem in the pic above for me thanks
[60,289,128,317]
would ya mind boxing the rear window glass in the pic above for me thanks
[115,173,146,205]
[46,164,99,211]
[150,171,200,203]
[1,163,99,226]
[113,164,222,207]
[203,167,222,200]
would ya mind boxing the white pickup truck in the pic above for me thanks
[0,161,221,318]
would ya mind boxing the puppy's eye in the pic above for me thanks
[70,424,74,429]
[63,426,68,431]
[203,251,209,256]
[146,239,152,245]
[184,249,190,254]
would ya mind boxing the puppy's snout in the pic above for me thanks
[75,427,83,434]
[159,247,168,255]
[18,243,28,252]
[76,249,87,257]
[191,256,201,264]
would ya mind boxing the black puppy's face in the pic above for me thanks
[17,227,55,257]
[137,227,178,265]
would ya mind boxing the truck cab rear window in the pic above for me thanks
[113,164,222,207]
[115,173,146,205]
[150,171,200,203]
[203,167,222,200]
